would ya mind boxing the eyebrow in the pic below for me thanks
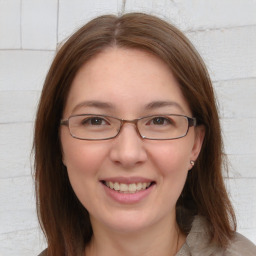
[72,100,185,113]
[72,100,114,113]
[145,101,185,112]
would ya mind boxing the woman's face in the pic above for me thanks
[60,47,204,234]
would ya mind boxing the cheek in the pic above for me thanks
[63,143,109,178]
[61,137,111,208]
[61,126,108,173]
[61,131,109,190]
[148,140,192,176]
[146,141,192,212]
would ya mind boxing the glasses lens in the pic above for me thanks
[68,115,120,140]
[138,115,189,139]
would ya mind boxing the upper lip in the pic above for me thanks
[100,176,155,184]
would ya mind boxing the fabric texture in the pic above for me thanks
[38,216,256,256]
[177,216,256,256]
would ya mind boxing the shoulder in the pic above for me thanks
[177,216,256,256]
[224,232,256,256]
[38,249,47,256]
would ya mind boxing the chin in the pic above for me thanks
[94,209,163,234]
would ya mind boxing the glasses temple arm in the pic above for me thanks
[188,117,197,127]
[60,119,68,126]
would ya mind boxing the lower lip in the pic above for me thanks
[102,183,155,204]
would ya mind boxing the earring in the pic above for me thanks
[190,160,195,167]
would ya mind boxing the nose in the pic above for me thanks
[109,123,147,169]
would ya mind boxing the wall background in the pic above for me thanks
[0,0,255,255]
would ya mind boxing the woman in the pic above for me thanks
[35,13,256,255]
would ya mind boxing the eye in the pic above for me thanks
[81,116,109,126]
[148,116,173,126]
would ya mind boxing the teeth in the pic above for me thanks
[113,182,119,191]
[120,183,128,192]
[129,183,136,192]
[109,181,114,189]
[137,183,142,191]
[142,183,147,189]
[105,181,151,193]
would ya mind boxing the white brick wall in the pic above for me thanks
[0,1,255,255]
[22,0,58,50]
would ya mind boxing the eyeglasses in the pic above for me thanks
[60,114,197,140]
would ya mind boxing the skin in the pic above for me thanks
[60,47,205,256]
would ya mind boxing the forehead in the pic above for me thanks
[63,47,191,117]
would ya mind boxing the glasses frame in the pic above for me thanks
[60,114,197,141]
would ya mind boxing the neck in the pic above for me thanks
[85,215,185,256]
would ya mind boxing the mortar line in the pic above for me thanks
[184,24,256,34]
[0,227,42,236]
[0,48,55,52]
[121,0,126,14]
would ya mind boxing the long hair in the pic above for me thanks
[34,13,236,255]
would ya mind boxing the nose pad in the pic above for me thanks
[109,124,147,168]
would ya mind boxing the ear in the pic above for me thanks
[190,125,205,162]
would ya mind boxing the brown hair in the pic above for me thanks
[34,13,236,255]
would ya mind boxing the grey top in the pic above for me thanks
[38,216,256,256]
[177,216,256,256]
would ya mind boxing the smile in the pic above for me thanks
[103,181,153,193]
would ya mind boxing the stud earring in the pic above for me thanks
[190,160,195,167]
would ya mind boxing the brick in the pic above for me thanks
[228,154,256,178]
[0,228,46,256]
[124,0,186,30]
[174,0,256,31]
[0,176,37,233]
[0,208,38,234]
[221,118,256,155]
[0,123,34,178]
[0,90,41,123]
[21,0,57,50]
[124,0,179,25]
[227,178,256,231]
[58,0,123,42]
[0,0,21,49]
[214,78,256,119]
[125,0,256,31]
[187,26,256,81]
[0,50,55,91]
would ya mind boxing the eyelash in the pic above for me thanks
[146,117,173,125]
[81,117,109,126]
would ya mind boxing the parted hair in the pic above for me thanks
[34,13,236,256]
